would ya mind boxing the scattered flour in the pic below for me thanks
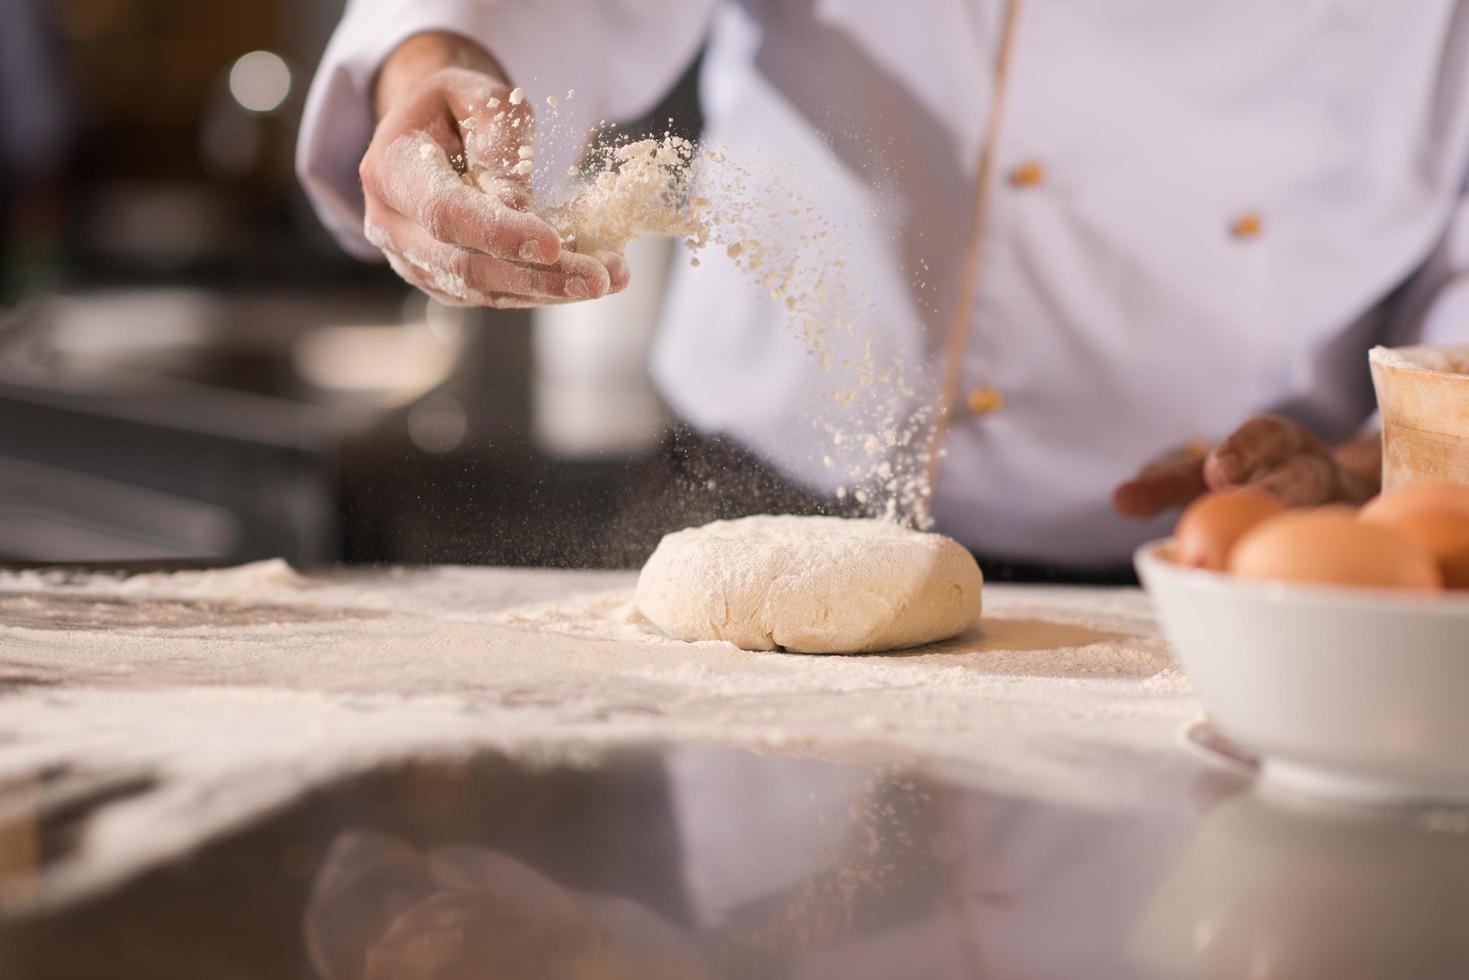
[379,85,941,521]
[0,564,1195,911]
[0,558,312,600]
[538,136,708,256]
[519,126,939,524]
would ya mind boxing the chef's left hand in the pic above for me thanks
[1113,415,1382,519]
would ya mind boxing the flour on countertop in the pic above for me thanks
[0,563,1193,913]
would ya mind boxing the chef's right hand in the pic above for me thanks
[359,33,628,308]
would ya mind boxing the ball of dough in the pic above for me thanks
[634,515,983,654]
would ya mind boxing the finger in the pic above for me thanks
[462,104,537,211]
[553,250,613,297]
[1248,453,1338,508]
[367,206,596,301]
[463,97,536,182]
[484,255,613,307]
[1205,415,1323,488]
[591,251,632,294]
[386,251,485,308]
[1113,450,1208,519]
[369,209,493,306]
[366,134,562,264]
[434,66,506,128]
[455,78,540,229]
[472,169,534,212]
[487,293,586,309]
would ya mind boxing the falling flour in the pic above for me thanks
[375,84,941,520]
[371,77,957,522]
[459,91,945,526]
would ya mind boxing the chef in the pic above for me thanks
[297,0,1469,577]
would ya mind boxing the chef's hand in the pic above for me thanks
[1113,415,1381,519]
[360,32,628,308]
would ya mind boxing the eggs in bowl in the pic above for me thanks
[1138,481,1469,804]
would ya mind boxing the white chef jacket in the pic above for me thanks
[299,0,1469,565]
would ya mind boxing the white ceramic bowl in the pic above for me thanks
[1136,540,1469,803]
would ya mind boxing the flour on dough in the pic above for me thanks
[634,515,982,654]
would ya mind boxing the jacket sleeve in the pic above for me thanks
[296,0,717,258]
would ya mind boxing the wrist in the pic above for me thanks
[374,31,508,119]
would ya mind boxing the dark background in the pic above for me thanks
[0,0,703,569]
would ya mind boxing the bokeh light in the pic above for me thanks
[407,393,469,454]
[228,50,292,114]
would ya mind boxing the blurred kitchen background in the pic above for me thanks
[0,0,701,568]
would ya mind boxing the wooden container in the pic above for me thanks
[1370,345,1469,491]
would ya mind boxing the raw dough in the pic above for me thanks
[634,515,983,654]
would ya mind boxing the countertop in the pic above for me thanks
[0,563,1465,979]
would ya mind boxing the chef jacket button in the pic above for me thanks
[966,386,1005,416]
[1008,161,1046,188]
[1230,211,1264,239]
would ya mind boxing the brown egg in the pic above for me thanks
[1359,481,1469,526]
[1173,488,1287,570]
[1229,508,1443,591]
[1383,510,1469,589]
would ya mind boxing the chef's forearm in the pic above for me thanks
[374,31,510,120]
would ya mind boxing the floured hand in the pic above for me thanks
[360,37,629,308]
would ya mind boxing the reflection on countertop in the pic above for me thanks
[1133,786,1469,980]
[2,745,1462,980]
